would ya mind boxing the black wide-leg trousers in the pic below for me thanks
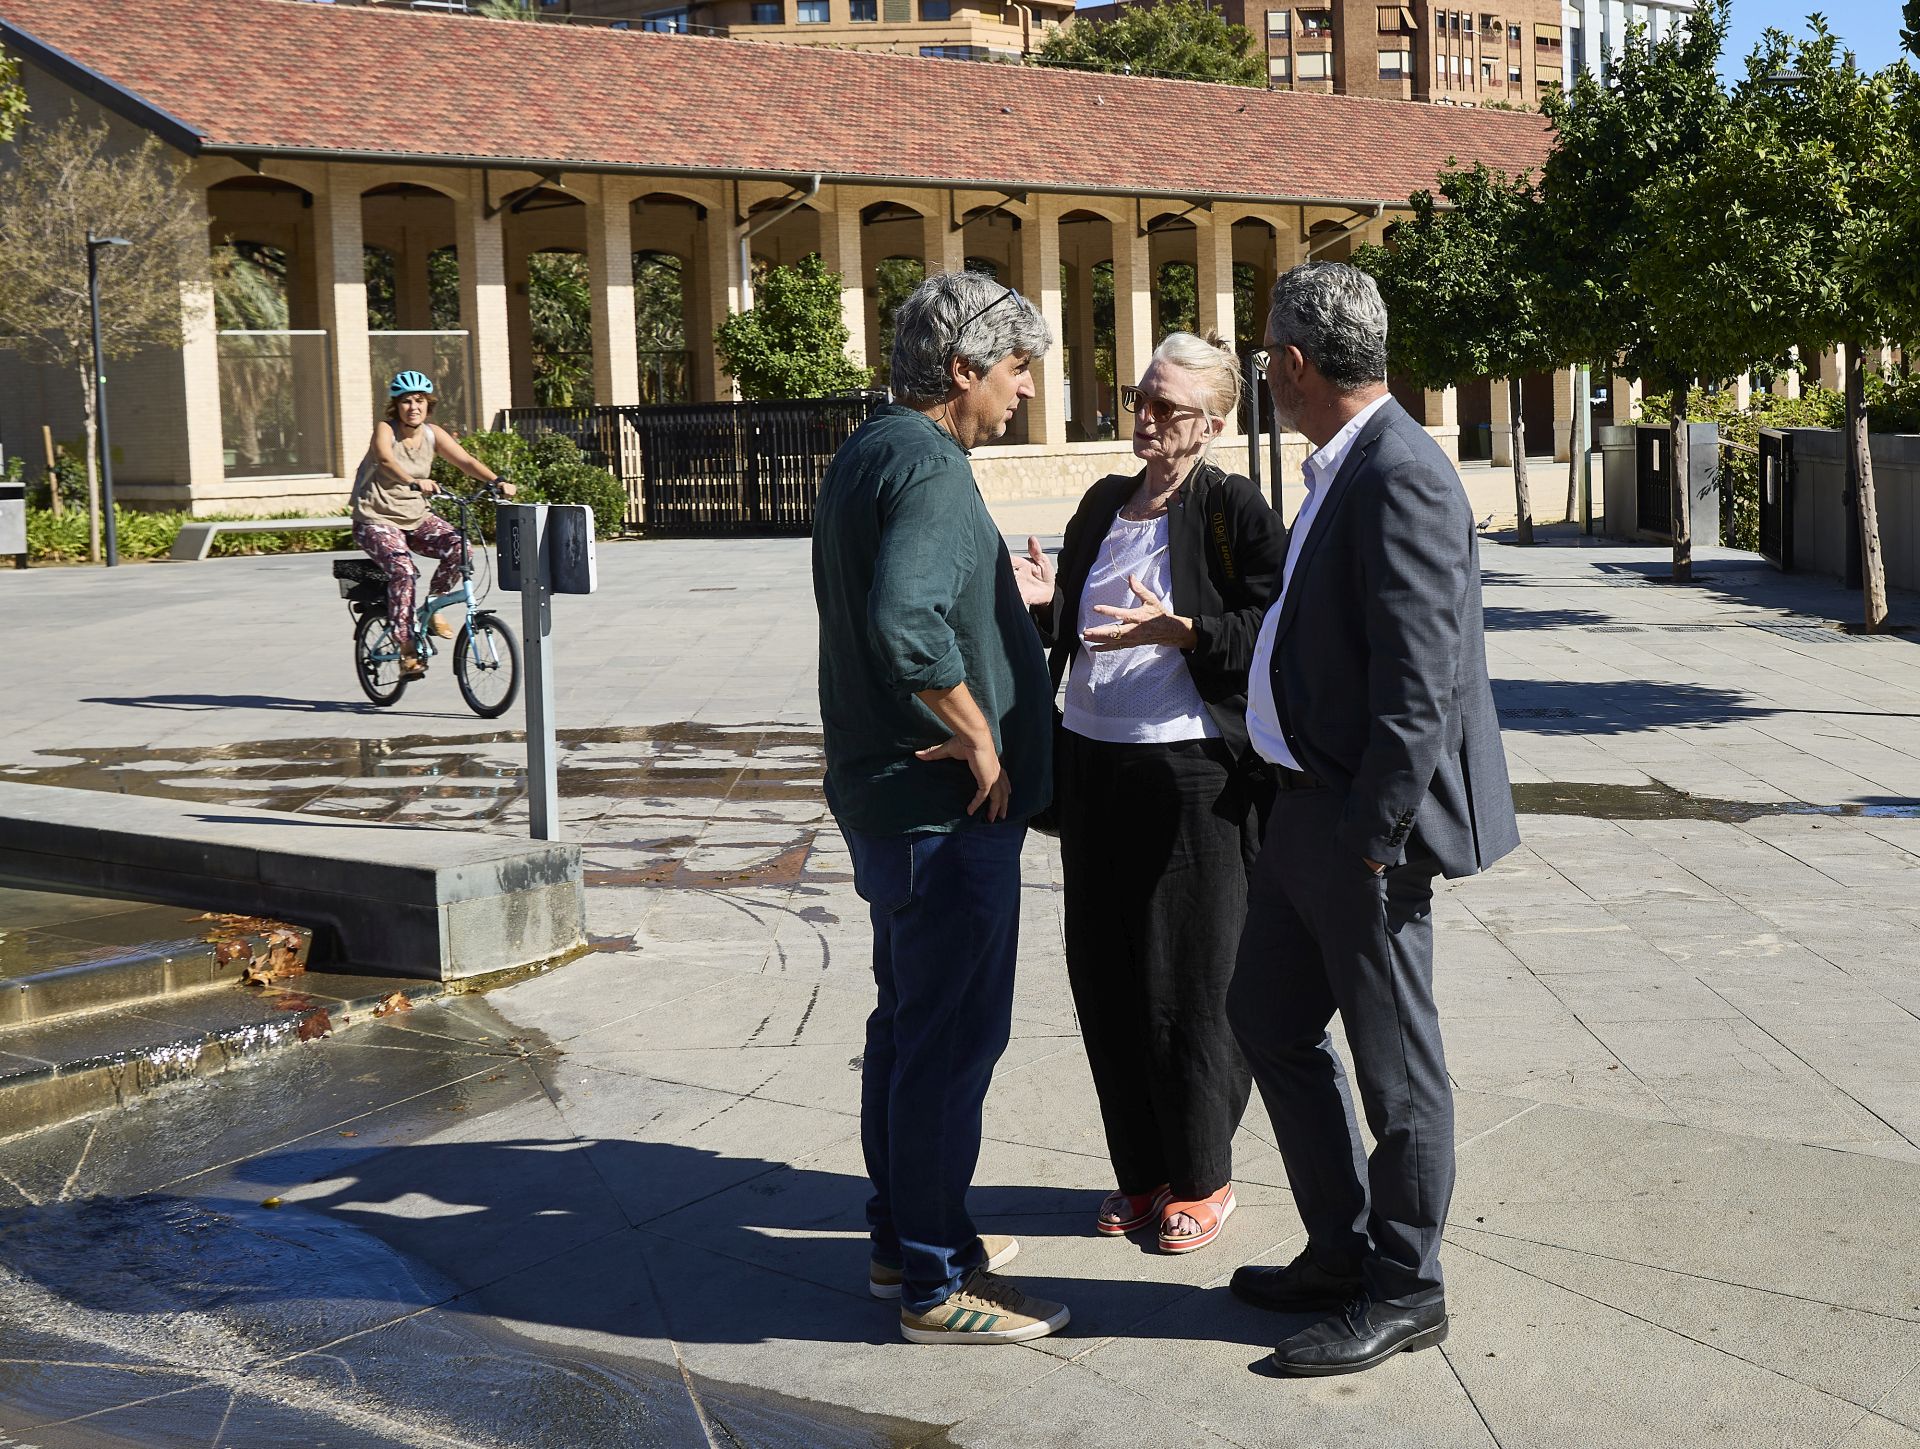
[1058,731,1258,1202]
[1228,786,1453,1305]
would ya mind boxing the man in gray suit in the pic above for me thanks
[1227,263,1519,1376]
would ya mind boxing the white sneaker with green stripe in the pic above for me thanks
[869,1234,1019,1300]
[899,1268,1070,1345]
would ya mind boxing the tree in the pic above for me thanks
[528,250,592,406]
[1666,22,1920,630]
[1033,0,1265,87]
[0,47,27,144]
[715,254,872,400]
[0,116,203,564]
[1540,0,1735,581]
[1355,163,1565,544]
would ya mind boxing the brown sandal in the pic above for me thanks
[1158,1184,1236,1254]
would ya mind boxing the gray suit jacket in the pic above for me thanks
[1266,397,1519,879]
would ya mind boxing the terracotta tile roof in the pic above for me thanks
[0,0,1550,205]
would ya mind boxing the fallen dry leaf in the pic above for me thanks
[297,1008,333,1041]
[260,1196,283,1208]
[373,991,413,1018]
[273,992,317,1012]
[338,1130,359,1138]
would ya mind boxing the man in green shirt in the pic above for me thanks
[813,271,1067,1345]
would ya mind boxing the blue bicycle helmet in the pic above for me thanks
[389,370,435,398]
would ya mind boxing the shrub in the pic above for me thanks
[431,428,627,540]
[24,507,350,564]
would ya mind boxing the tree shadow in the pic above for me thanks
[0,1137,1290,1361]
[1494,679,1774,734]
[1483,606,1613,632]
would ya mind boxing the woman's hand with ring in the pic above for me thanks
[1083,574,1197,651]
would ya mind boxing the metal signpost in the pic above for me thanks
[496,502,597,841]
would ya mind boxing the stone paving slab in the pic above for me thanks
[0,534,1919,1446]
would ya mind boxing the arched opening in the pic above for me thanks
[500,183,589,408]
[871,255,925,391]
[362,182,471,429]
[206,176,332,479]
[1058,208,1118,441]
[633,249,690,403]
[634,192,706,402]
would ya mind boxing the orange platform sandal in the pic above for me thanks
[1157,1184,1236,1255]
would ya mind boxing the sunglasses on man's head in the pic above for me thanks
[954,284,1022,337]
[1120,386,1208,426]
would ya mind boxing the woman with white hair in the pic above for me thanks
[1031,332,1286,1255]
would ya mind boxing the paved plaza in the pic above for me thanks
[0,529,1917,1447]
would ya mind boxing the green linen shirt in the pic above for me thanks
[812,404,1053,835]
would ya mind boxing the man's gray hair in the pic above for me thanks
[890,270,1053,404]
[1266,262,1388,392]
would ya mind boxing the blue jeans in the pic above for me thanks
[840,816,1026,1315]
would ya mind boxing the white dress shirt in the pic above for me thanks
[1245,393,1393,770]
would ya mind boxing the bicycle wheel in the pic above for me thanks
[454,611,521,719]
[353,609,410,707]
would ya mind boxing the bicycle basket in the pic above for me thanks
[333,557,389,601]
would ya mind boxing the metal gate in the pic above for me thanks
[1757,428,1793,570]
[1635,425,1670,538]
[498,393,884,534]
[633,394,883,534]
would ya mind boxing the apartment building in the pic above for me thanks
[351,0,1072,59]
[1560,0,1692,84]
[1081,0,1566,105]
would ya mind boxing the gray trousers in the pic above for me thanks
[1227,788,1453,1305]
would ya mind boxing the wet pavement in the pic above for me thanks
[1,536,1919,1447]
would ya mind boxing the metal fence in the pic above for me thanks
[495,393,885,534]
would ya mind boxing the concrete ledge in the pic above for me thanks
[0,783,585,982]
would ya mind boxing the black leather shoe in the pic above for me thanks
[1269,1295,1448,1376]
[1230,1249,1364,1313]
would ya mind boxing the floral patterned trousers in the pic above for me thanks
[353,514,465,652]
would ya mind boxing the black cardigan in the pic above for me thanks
[1035,461,1287,762]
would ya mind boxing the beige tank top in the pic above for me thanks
[350,424,436,530]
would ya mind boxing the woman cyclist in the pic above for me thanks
[350,371,513,677]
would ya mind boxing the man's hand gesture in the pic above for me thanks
[1010,535,1055,610]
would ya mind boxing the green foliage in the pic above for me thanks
[1033,0,1264,86]
[715,254,873,401]
[1539,0,1737,393]
[1905,0,1920,60]
[529,251,593,407]
[430,429,628,540]
[1156,261,1196,337]
[0,47,29,144]
[634,251,689,401]
[1355,162,1564,389]
[872,256,926,390]
[24,509,348,564]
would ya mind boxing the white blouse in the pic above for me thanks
[1062,511,1219,745]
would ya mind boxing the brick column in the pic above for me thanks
[1551,366,1575,462]
[922,203,963,278]
[177,182,226,499]
[1771,347,1802,400]
[1817,345,1846,391]
[698,206,745,401]
[456,184,513,430]
[1112,220,1154,400]
[1490,378,1513,466]
[1424,385,1460,463]
[1195,212,1238,435]
[816,191,869,377]
[1611,373,1640,426]
[587,179,641,407]
[313,165,372,480]
[1016,197,1067,447]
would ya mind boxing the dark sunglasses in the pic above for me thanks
[955,284,1020,335]
[1120,386,1209,426]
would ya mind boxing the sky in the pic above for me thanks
[1722,0,1906,78]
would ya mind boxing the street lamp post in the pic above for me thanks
[86,233,131,568]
